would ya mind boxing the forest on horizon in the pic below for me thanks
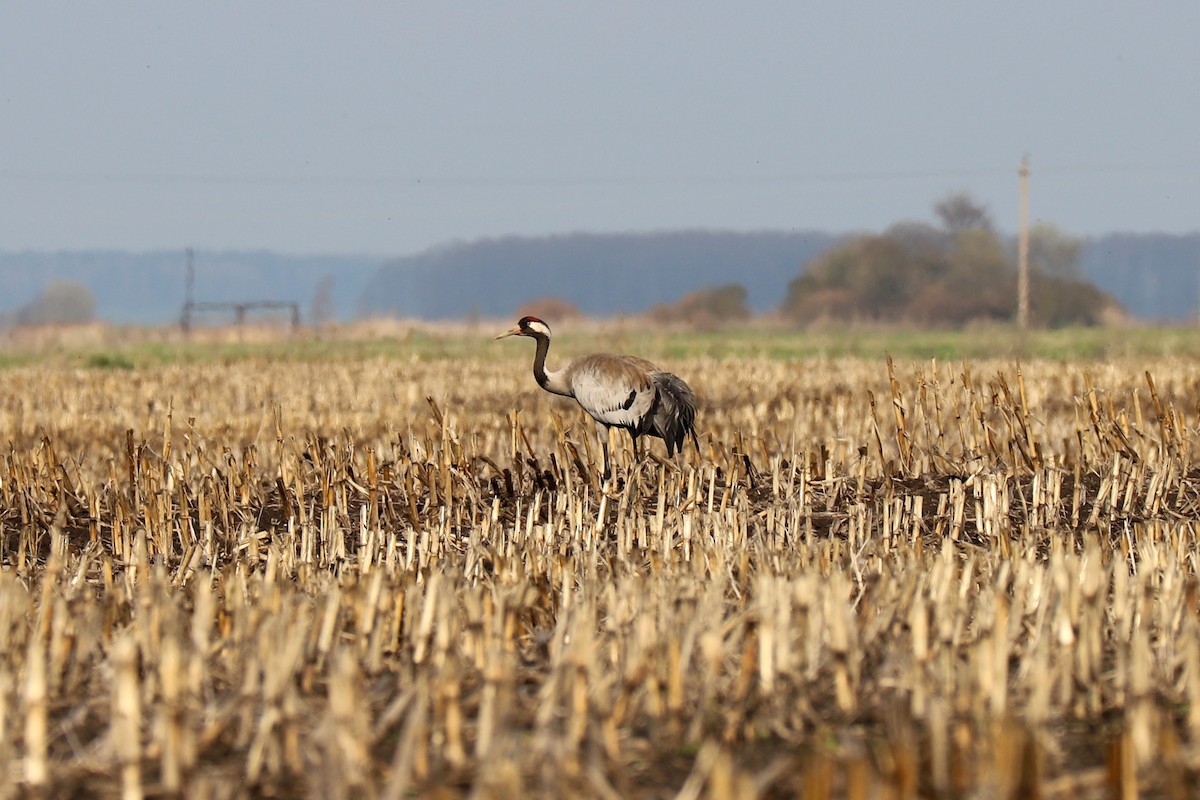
[0,225,1197,327]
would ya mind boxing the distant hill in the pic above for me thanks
[0,231,1197,325]
[0,250,381,324]
[361,229,1200,322]
[1081,233,1200,320]
[357,230,845,319]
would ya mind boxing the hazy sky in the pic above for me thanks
[3,3,1198,256]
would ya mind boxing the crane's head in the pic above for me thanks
[496,316,552,340]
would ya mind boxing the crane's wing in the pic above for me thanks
[648,371,698,455]
[566,354,656,429]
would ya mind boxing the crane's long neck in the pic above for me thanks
[531,334,572,397]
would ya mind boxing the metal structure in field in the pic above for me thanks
[179,247,300,333]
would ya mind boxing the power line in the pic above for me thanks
[4,162,1198,189]
[0,167,1005,187]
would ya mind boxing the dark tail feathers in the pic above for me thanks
[647,372,698,457]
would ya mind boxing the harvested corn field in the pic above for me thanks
[1,344,1200,798]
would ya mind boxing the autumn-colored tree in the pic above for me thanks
[1029,275,1121,326]
[653,283,749,328]
[783,234,964,322]
[515,297,582,321]
[782,195,1120,328]
[15,280,97,325]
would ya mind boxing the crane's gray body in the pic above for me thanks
[499,316,698,460]
[557,353,697,457]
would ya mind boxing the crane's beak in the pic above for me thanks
[495,326,522,340]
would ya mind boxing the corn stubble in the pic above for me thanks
[1,355,1200,798]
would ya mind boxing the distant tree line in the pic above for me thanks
[359,205,1131,328]
[7,209,1199,325]
[358,231,842,319]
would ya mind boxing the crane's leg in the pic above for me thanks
[596,421,612,479]
[630,432,641,462]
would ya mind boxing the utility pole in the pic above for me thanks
[182,247,195,333]
[1017,156,1030,330]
